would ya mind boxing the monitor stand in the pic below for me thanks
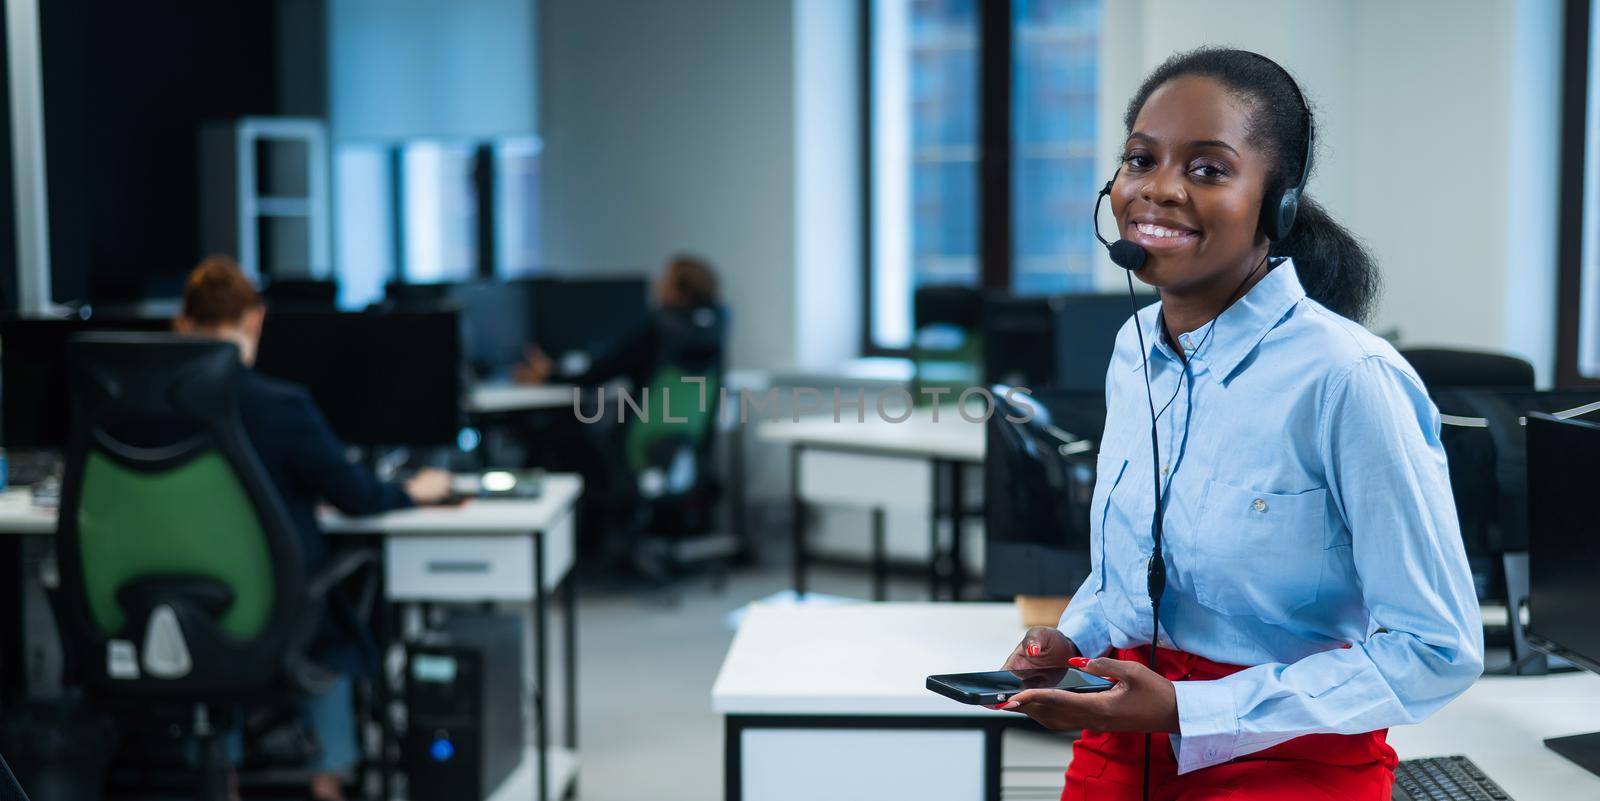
[1546,732,1600,779]
[1491,552,1547,675]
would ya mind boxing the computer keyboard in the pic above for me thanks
[1393,755,1513,801]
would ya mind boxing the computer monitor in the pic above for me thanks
[254,310,462,447]
[1,316,174,450]
[448,280,536,378]
[263,279,339,312]
[983,295,1058,389]
[1525,412,1600,778]
[531,277,650,360]
[1434,389,1600,585]
[1052,293,1151,394]
[983,387,1107,598]
[383,280,538,379]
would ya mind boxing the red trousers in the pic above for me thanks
[1062,647,1397,801]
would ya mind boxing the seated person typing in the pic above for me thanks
[513,254,724,387]
[174,256,451,801]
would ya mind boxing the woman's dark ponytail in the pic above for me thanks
[1126,48,1380,323]
[1269,196,1378,322]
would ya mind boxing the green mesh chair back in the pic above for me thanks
[617,305,727,517]
[55,333,307,696]
[76,451,274,639]
[624,366,720,473]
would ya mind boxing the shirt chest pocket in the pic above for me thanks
[1189,479,1328,625]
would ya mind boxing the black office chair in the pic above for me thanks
[1400,348,1535,391]
[616,306,733,579]
[53,334,372,800]
[1431,386,1600,675]
[983,388,1103,602]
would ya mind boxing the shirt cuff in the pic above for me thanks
[1172,678,1240,774]
[1055,611,1109,660]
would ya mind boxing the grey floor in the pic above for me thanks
[569,560,1074,801]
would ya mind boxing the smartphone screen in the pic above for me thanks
[931,667,1113,698]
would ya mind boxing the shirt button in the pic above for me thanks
[1180,334,1194,351]
[1252,498,1268,513]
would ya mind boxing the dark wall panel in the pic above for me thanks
[0,7,17,311]
[40,2,295,303]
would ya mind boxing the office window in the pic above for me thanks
[400,141,479,284]
[867,0,1100,350]
[1012,0,1100,295]
[332,146,394,310]
[332,136,543,305]
[870,0,980,350]
[1561,0,1600,384]
[494,137,543,278]
[1576,0,1600,378]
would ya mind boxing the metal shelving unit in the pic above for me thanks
[200,116,331,281]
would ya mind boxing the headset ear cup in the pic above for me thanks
[1260,189,1283,242]
[1277,192,1300,241]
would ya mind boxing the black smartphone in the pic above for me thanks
[926,667,1114,705]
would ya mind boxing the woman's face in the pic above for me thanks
[1111,75,1273,294]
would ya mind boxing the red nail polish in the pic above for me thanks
[1068,656,1091,668]
[1027,643,1041,657]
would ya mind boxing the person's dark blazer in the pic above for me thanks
[236,369,412,572]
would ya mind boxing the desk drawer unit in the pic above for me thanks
[383,510,576,602]
[797,449,932,511]
[385,536,536,602]
[738,726,985,801]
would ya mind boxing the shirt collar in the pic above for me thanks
[1130,257,1307,383]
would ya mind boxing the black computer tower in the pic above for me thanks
[403,612,526,801]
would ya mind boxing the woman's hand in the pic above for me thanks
[512,345,555,385]
[1001,626,1080,671]
[404,468,453,506]
[997,656,1180,733]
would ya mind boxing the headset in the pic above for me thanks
[1089,51,1313,801]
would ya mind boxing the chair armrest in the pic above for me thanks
[305,548,379,602]
[286,548,380,695]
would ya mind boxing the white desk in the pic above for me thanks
[324,475,582,605]
[0,492,54,534]
[713,602,1024,801]
[757,407,986,601]
[0,475,585,801]
[713,602,1600,801]
[465,381,578,414]
[1390,671,1600,799]
[757,408,985,465]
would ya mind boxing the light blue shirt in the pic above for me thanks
[1056,258,1483,774]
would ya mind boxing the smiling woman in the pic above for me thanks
[1113,50,1380,331]
[995,48,1482,801]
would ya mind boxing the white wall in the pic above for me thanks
[536,0,797,372]
[530,0,1559,376]
[1100,0,1558,379]
[329,0,539,141]
[1348,1,1514,352]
